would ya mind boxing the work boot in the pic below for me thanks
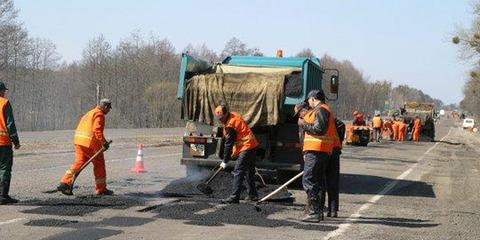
[57,183,73,196]
[302,197,321,223]
[220,196,239,204]
[0,181,18,204]
[244,195,259,202]
[96,189,114,196]
[327,201,338,218]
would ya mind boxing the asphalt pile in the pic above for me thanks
[160,171,292,201]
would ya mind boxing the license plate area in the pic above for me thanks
[190,143,205,157]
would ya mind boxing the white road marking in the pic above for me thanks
[18,153,182,174]
[323,128,452,240]
[0,218,26,226]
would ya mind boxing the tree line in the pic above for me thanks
[453,1,480,117]
[0,0,444,131]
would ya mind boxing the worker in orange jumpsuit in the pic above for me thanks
[392,118,400,141]
[398,118,407,141]
[383,118,394,140]
[412,116,422,141]
[57,99,113,196]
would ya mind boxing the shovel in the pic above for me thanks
[196,164,224,195]
[254,171,303,212]
[43,140,112,195]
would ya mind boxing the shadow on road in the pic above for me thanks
[355,216,439,228]
[331,216,439,228]
[341,173,435,198]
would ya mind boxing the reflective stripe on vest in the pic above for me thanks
[0,98,11,146]
[224,112,259,157]
[302,103,337,154]
[74,107,104,150]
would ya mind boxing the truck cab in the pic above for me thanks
[176,53,338,180]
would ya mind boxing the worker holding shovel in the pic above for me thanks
[298,90,338,222]
[57,99,113,196]
[214,105,259,204]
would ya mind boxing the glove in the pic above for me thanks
[103,141,110,150]
[220,161,227,169]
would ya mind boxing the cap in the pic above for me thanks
[0,82,8,91]
[294,102,309,116]
[99,98,112,107]
[305,89,325,102]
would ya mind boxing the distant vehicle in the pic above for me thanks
[463,118,475,129]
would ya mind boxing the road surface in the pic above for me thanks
[0,119,479,240]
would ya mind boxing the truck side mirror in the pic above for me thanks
[330,75,339,94]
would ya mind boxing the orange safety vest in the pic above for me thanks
[372,116,383,128]
[74,107,105,150]
[303,103,337,154]
[0,97,12,146]
[223,112,259,157]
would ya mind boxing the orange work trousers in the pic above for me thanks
[398,127,406,141]
[393,124,399,141]
[61,144,106,193]
[412,129,421,141]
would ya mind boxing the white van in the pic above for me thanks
[463,118,475,129]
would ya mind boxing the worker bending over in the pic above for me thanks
[58,99,113,196]
[215,105,259,204]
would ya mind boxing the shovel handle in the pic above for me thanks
[72,140,113,180]
[256,171,304,204]
[205,165,223,185]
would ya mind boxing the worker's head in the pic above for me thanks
[214,104,229,123]
[99,98,112,114]
[0,82,8,97]
[294,101,309,118]
[305,89,325,108]
[353,111,359,116]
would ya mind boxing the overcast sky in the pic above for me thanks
[15,0,475,104]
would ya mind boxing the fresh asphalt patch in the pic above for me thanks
[148,198,337,231]
[20,195,145,216]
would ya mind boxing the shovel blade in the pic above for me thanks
[196,183,213,195]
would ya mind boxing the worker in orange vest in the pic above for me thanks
[0,82,21,205]
[57,99,113,196]
[371,113,383,142]
[215,105,259,204]
[392,118,400,141]
[412,116,422,141]
[398,118,407,141]
[298,90,338,222]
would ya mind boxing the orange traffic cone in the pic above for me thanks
[131,144,147,173]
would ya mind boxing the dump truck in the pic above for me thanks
[176,53,339,181]
[401,101,436,141]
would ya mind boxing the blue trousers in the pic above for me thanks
[302,151,329,199]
